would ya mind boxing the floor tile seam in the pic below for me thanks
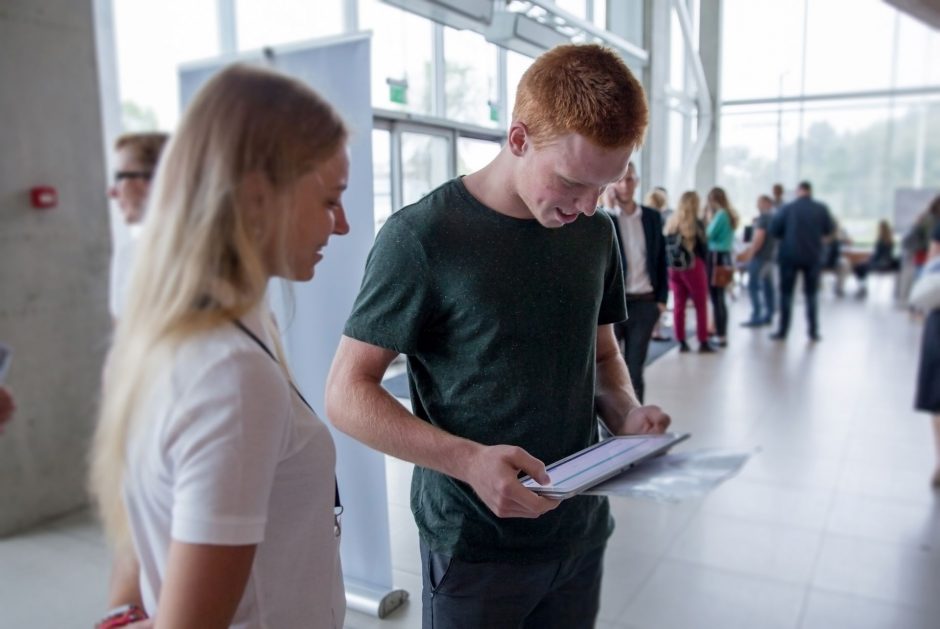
[695,506,833,535]
[662,540,822,586]
[675,509,832,540]
[613,504,703,614]
[815,529,940,558]
[801,584,939,616]
[647,555,812,591]
[827,486,940,509]
[793,479,843,629]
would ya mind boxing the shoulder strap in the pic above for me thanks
[233,320,342,513]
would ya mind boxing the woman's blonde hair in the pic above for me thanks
[90,64,348,547]
[707,186,740,230]
[665,190,702,252]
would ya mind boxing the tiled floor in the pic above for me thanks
[2,275,937,628]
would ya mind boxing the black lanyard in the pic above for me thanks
[233,320,342,520]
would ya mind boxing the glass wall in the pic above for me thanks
[112,0,220,131]
[360,0,434,114]
[444,28,499,127]
[235,0,343,51]
[720,0,940,241]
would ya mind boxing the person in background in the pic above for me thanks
[769,181,835,341]
[645,187,673,343]
[0,386,14,434]
[90,65,350,629]
[653,186,672,222]
[737,194,777,327]
[664,191,713,353]
[108,132,169,321]
[705,187,740,347]
[326,44,670,629]
[915,222,940,487]
[772,182,786,209]
[609,162,669,403]
[852,219,899,296]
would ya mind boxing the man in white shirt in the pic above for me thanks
[606,162,669,403]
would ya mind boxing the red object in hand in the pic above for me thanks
[30,186,57,209]
[95,604,148,628]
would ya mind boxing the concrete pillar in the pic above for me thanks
[695,0,722,190]
[0,0,111,535]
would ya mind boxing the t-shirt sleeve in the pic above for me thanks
[344,215,434,355]
[165,350,291,546]
[598,218,627,325]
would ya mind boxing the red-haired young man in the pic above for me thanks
[328,44,670,628]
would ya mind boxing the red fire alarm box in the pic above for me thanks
[30,186,57,209]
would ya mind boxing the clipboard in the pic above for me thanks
[520,432,690,499]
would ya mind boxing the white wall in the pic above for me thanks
[0,0,111,535]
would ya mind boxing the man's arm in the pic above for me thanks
[594,324,671,435]
[325,336,559,519]
[737,228,766,263]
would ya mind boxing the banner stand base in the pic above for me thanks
[346,580,410,619]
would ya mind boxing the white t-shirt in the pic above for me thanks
[123,306,345,628]
[109,225,142,319]
[616,207,653,294]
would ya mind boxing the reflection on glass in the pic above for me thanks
[506,51,534,118]
[401,133,450,207]
[359,0,433,114]
[669,9,685,91]
[665,109,686,198]
[372,129,392,234]
[113,0,220,130]
[235,0,342,51]
[444,28,499,127]
[457,138,501,176]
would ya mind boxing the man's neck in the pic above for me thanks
[619,199,638,215]
[462,150,531,219]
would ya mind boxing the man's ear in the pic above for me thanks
[507,122,529,157]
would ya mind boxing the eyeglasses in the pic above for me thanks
[114,171,153,183]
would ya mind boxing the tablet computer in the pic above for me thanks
[520,432,690,499]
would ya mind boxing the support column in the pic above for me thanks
[694,0,721,191]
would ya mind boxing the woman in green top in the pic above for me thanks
[705,187,740,346]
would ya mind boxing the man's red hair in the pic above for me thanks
[512,44,648,149]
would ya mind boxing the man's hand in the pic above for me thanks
[462,445,561,519]
[620,405,671,435]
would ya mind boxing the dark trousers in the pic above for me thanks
[613,299,660,403]
[421,541,605,629]
[777,261,822,337]
[707,252,731,337]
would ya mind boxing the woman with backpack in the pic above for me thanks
[664,191,715,353]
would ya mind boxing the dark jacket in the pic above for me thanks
[607,206,669,304]
[769,196,835,266]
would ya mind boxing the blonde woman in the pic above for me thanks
[90,65,350,628]
[705,186,740,346]
[664,191,713,353]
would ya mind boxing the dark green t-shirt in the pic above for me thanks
[344,178,627,563]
